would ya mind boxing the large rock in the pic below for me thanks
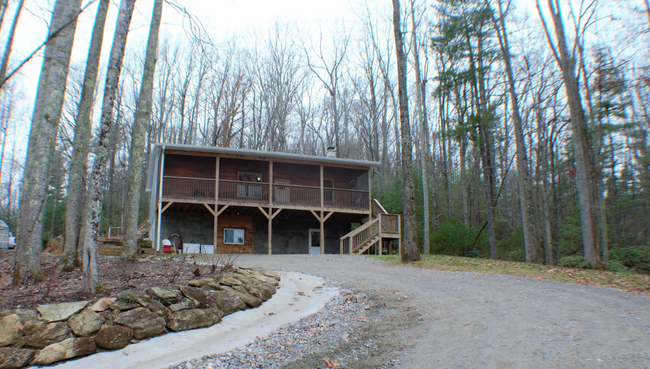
[95,326,133,350]
[203,308,224,325]
[137,298,170,319]
[236,269,279,285]
[218,275,243,287]
[187,278,214,288]
[146,287,183,305]
[230,272,275,301]
[22,321,71,349]
[114,308,166,340]
[166,309,216,332]
[0,348,37,369]
[0,314,21,347]
[168,299,194,313]
[90,298,116,312]
[37,301,89,322]
[180,287,210,308]
[220,286,262,308]
[31,337,96,366]
[261,270,281,282]
[206,290,246,315]
[109,300,140,311]
[67,310,105,337]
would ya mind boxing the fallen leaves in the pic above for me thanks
[322,358,339,368]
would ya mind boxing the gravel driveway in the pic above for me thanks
[178,255,650,369]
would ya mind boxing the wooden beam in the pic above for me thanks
[213,206,218,253]
[323,211,334,222]
[216,204,229,216]
[258,206,269,219]
[161,201,174,214]
[269,161,273,206]
[215,157,220,201]
[310,209,320,222]
[203,203,215,216]
[320,210,325,255]
[320,165,324,208]
[268,208,272,255]
[271,208,282,219]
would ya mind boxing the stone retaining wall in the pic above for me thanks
[0,267,280,368]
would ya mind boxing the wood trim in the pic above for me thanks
[203,203,215,216]
[269,161,273,206]
[215,157,220,201]
[161,201,174,214]
[217,204,229,216]
[320,210,325,254]
[258,207,269,219]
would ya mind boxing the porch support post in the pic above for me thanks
[259,207,281,255]
[213,205,218,253]
[311,210,332,255]
[268,213,272,255]
[320,211,325,254]
[155,149,166,254]
[269,161,273,206]
[215,157,220,202]
[368,168,372,216]
[320,165,324,208]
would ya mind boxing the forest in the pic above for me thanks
[1,0,649,290]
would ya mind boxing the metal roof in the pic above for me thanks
[150,143,380,168]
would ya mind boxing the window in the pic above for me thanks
[237,172,263,198]
[224,228,245,244]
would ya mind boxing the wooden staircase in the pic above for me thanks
[340,199,401,255]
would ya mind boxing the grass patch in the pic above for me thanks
[374,254,650,295]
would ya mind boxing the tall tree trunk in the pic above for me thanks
[123,0,163,259]
[0,0,24,83]
[81,0,135,293]
[538,0,598,262]
[61,0,110,271]
[13,0,82,285]
[392,0,420,263]
[410,0,430,254]
[491,0,538,262]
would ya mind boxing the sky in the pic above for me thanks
[5,0,358,161]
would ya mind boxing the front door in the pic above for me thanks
[309,228,321,255]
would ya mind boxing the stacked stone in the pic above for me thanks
[0,268,280,368]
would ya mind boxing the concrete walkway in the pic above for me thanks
[44,272,337,369]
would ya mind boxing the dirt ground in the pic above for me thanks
[0,249,218,310]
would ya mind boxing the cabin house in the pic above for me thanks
[145,144,400,255]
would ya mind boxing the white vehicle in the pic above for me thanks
[8,233,15,249]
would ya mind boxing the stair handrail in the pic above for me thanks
[372,199,388,217]
[340,216,379,242]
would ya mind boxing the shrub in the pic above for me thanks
[557,255,595,270]
[610,245,650,274]
[430,218,469,256]
[606,260,629,273]
[117,290,138,304]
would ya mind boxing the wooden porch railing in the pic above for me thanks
[219,180,269,203]
[273,184,320,206]
[163,176,215,200]
[162,176,370,210]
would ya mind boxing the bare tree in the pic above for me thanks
[81,0,135,293]
[392,0,420,262]
[489,0,539,262]
[61,0,110,270]
[123,0,164,259]
[13,0,82,285]
[537,0,599,262]
[0,0,24,83]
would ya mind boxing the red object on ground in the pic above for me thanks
[163,244,171,253]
